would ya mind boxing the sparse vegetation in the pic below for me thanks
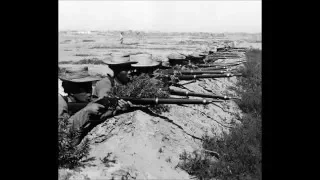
[177,49,262,180]
[237,49,262,114]
[74,54,92,57]
[74,58,106,65]
[59,60,74,64]
[108,73,171,114]
[58,58,106,65]
[166,157,172,163]
[100,152,116,167]
[58,113,91,169]
[58,31,262,178]
[60,40,72,44]
[82,39,95,42]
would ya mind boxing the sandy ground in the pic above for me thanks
[59,32,260,62]
[58,32,256,180]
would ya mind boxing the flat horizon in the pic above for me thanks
[59,29,261,34]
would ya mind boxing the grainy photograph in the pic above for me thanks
[58,1,262,179]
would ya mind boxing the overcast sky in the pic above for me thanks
[59,1,261,33]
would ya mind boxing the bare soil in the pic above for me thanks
[58,31,259,180]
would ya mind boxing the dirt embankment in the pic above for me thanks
[58,51,246,180]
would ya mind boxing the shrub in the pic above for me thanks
[237,49,261,114]
[177,150,214,179]
[58,113,91,169]
[178,118,261,180]
[108,73,171,113]
[177,49,262,180]
[59,61,74,64]
[100,152,116,167]
[74,58,106,65]
[237,49,261,91]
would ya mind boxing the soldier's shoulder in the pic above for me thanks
[58,94,67,103]
[96,76,113,84]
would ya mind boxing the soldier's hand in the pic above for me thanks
[116,99,132,111]
[84,103,105,115]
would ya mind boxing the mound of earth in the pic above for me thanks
[58,51,245,180]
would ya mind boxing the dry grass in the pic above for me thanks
[177,49,262,180]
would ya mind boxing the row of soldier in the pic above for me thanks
[58,46,246,146]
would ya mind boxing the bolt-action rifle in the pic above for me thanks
[159,69,228,75]
[195,61,245,68]
[172,73,243,80]
[67,96,223,115]
[169,89,241,100]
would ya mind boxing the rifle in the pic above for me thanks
[67,96,223,115]
[196,64,227,68]
[195,61,244,68]
[211,63,241,67]
[210,62,245,67]
[174,73,243,80]
[207,57,227,59]
[200,66,229,71]
[159,69,228,75]
[179,70,228,75]
[209,56,240,59]
[169,89,241,100]
[231,47,247,50]
[209,54,240,58]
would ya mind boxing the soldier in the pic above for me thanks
[129,53,161,75]
[58,66,132,146]
[93,54,138,97]
[119,32,124,44]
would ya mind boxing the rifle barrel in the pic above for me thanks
[200,67,228,70]
[197,64,227,68]
[169,89,232,100]
[119,97,221,104]
[209,55,240,57]
[163,70,227,75]
[212,63,242,67]
[175,73,235,80]
[230,73,243,76]
[180,70,227,74]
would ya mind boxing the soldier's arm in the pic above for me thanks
[58,94,91,131]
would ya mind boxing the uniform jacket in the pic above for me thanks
[58,75,122,133]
